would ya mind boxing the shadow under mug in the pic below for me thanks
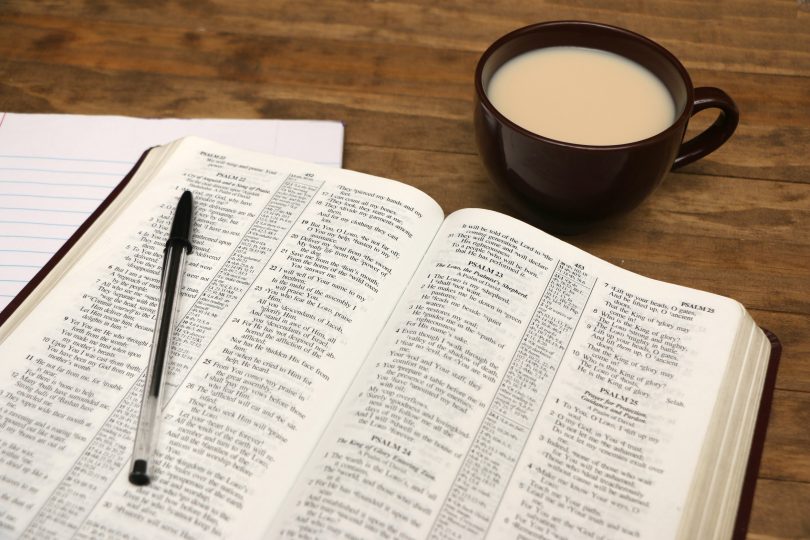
[474,20,739,234]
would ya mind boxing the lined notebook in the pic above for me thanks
[0,113,344,311]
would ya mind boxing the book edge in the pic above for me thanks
[732,328,782,540]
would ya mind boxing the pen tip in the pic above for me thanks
[129,459,151,486]
[168,190,194,253]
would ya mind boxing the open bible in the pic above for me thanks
[0,137,777,540]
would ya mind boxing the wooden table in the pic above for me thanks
[1,1,807,537]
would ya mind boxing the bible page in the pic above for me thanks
[268,208,748,540]
[0,137,443,539]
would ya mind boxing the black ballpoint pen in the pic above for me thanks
[129,190,193,486]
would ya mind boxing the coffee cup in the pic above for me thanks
[474,20,739,234]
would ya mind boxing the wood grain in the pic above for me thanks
[1,0,808,537]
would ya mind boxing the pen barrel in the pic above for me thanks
[130,244,187,469]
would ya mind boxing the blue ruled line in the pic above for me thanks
[0,168,121,176]
[0,207,89,214]
[0,193,105,201]
[0,235,68,241]
[0,154,131,164]
[0,180,114,188]
[0,220,75,226]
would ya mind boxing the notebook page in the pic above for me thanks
[0,113,344,311]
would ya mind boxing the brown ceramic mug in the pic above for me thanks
[474,21,739,234]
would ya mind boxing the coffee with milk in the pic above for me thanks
[486,46,676,146]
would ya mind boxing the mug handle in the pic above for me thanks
[672,87,739,170]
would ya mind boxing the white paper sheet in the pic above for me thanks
[0,113,344,311]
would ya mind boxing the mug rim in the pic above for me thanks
[474,20,695,150]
